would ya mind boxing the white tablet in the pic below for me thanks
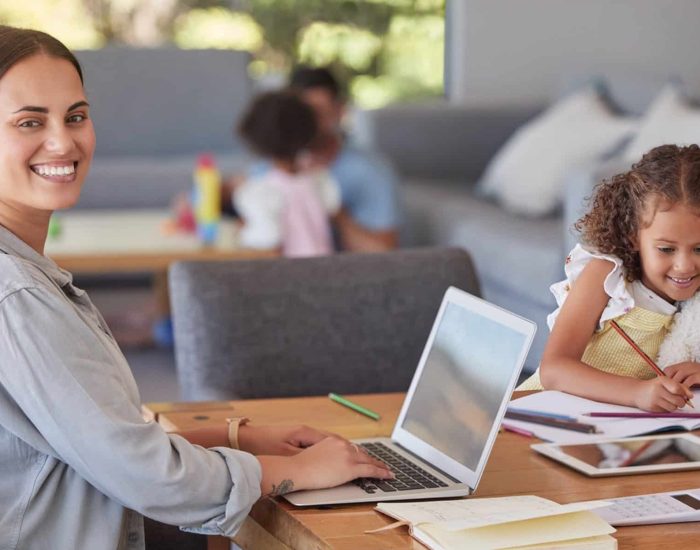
[532,433,700,477]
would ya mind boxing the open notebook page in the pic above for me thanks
[376,495,610,532]
[507,390,700,443]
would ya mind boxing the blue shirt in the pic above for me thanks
[249,142,400,232]
[0,226,262,549]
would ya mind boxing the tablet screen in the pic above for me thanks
[558,437,700,469]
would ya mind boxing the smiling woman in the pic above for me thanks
[0,26,392,550]
[0,54,94,251]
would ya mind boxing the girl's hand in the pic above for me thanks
[257,436,394,496]
[633,377,693,412]
[664,362,700,387]
[238,424,331,456]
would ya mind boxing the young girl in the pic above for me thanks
[520,144,700,412]
[0,26,391,549]
[235,90,340,257]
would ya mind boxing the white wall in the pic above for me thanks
[447,0,700,107]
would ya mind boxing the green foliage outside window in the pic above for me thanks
[0,0,444,108]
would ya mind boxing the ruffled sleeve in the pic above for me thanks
[547,244,634,331]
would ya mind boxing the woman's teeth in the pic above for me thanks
[32,164,75,176]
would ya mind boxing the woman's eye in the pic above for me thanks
[67,113,87,123]
[18,120,41,128]
[657,247,674,254]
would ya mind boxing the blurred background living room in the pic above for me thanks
[7,0,700,402]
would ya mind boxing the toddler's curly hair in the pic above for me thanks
[238,90,317,162]
[576,144,700,281]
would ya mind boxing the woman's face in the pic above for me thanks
[0,53,94,215]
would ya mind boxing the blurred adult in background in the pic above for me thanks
[288,66,400,252]
[240,67,400,252]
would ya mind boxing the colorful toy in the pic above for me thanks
[192,153,221,244]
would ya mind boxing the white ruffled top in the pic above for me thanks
[547,244,677,331]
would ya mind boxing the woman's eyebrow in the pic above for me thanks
[12,100,89,114]
[67,100,89,111]
[13,105,48,114]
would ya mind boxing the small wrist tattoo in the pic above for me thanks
[270,479,294,496]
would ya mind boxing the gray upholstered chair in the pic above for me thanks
[169,248,480,401]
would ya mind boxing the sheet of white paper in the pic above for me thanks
[376,495,611,532]
[508,390,700,443]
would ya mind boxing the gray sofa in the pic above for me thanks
[75,47,254,209]
[355,94,655,371]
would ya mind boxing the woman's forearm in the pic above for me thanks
[173,426,229,448]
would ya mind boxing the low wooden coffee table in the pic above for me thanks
[45,209,277,342]
[44,208,275,274]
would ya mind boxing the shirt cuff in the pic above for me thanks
[181,448,262,537]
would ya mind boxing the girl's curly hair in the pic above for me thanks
[576,144,700,281]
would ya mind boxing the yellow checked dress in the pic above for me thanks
[518,244,677,390]
[518,307,674,390]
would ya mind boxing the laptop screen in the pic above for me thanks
[400,300,529,471]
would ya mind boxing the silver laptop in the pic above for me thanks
[285,286,536,506]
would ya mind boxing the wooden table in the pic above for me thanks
[44,208,276,274]
[44,209,277,325]
[146,393,700,549]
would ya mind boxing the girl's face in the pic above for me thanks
[0,54,94,215]
[637,202,700,303]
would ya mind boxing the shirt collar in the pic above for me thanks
[0,224,74,287]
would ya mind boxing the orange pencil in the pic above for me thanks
[610,319,694,408]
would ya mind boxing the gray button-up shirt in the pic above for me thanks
[0,226,261,550]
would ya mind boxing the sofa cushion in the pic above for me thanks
[78,153,249,209]
[76,48,251,156]
[478,87,635,217]
[623,84,700,162]
[402,180,563,308]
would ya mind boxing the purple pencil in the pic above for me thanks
[584,412,700,418]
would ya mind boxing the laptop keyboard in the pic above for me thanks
[353,442,449,493]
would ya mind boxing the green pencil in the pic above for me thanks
[328,393,380,421]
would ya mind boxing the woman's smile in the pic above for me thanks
[30,160,78,182]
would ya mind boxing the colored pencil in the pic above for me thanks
[610,319,695,409]
[584,411,700,418]
[501,422,535,438]
[504,410,597,433]
[507,407,578,422]
[328,393,381,421]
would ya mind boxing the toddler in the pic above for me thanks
[520,144,700,412]
[235,90,340,257]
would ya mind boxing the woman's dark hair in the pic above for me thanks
[576,144,700,280]
[238,90,317,161]
[0,25,83,83]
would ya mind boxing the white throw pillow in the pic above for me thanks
[479,87,636,217]
[623,85,700,163]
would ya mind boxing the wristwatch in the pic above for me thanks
[226,417,250,450]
